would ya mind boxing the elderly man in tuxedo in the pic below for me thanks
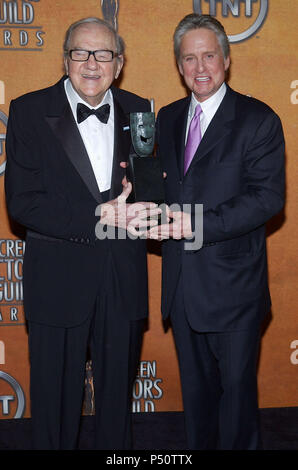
[5,17,156,450]
[148,14,285,449]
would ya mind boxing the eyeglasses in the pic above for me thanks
[68,49,118,62]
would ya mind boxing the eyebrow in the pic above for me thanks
[181,50,218,58]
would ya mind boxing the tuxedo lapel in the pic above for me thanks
[44,78,102,203]
[44,79,132,203]
[109,95,130,200]
[45,105,102,203]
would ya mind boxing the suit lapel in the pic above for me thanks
[183,86,236,176]
[173,97,190,178]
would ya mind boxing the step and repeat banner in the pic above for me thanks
[0,0,297,419]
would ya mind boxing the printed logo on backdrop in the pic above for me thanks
[290,340,298,365]
[0,342,26,418]
[132,361,163,412]
[0,80,25,323]
[0,239,25,325]
[0,0,45,50]
[193,0,269,43]
[290,80,298,105]
[0,370,25,418]
[83,360,163,414]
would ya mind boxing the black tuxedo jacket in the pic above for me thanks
[156,86,285,332]
[5,76,150,327]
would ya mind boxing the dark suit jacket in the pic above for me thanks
[5,76,150,327]
[156,85,285,332]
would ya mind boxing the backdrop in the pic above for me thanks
[0,0,297,419]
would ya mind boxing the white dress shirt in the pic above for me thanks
[185,82,227,143]
[64,78,114,192]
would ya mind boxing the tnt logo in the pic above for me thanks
[0,370,26,418]
[193,0,269,42]
[0,342,26,418]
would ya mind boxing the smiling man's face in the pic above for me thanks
[178,27,230,102]
[65,22,123,107]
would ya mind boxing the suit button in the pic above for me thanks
[179,180,182,185]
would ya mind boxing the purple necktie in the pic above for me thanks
[184,104,202,175]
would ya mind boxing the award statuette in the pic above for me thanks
[127,108,165,204]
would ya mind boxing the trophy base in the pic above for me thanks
[126,155,165,204]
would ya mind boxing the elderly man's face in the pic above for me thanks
[65,23,123,107]
[178,28,230,102]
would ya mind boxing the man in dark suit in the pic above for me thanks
[5,17,156,450]
[148,14,285,449]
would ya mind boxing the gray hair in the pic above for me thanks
[63,17,125,57]
[174,13,230,62]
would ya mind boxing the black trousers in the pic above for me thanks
[170,275,261,450]
[28,294,144,450]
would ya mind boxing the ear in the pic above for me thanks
[224,55,230,72]
[115,55,124,79]
[178,60,184,77]
[64,57,69,75]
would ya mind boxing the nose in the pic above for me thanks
[196,58,205,73]
[86,53,98,69]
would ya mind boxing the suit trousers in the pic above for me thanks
[170,275,261,450]
[28,292,144,450]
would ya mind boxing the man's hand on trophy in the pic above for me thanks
[146,206,193,241]
[99,179,161,237]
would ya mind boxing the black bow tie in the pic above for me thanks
[76,102,110,124]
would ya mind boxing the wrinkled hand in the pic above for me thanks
[147,206,193,241]
[99,180,161,237]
